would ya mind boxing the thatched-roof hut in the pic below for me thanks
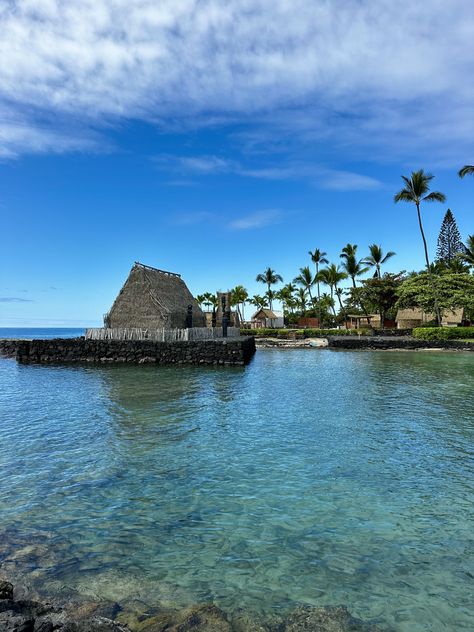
[396,307,465,328]
[105,262,206,329]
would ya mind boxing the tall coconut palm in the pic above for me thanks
[308,249,328,327]
[340,245,368,288]
[295,287,308,314]
[461,235,474,269]
[277,286,296,314]
[340,243,358,260]
[256,267,283,308]
[318,264,348,316]
[250,294,266,310]
[265,289,277,310]
[458,165,474,178]
[230,285,249,322]
[293,266,315,304]
[363,244,396,278]
[394,169,446,324]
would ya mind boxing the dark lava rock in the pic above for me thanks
[283,605,384,632]
[0,581,14,600]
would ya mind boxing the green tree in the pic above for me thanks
[277,285,297,315]
[317,264,348,316]
[394,169,446,324]
[396,271,474,320]
[293,266,315,304]
[458,165,474,178]
[308,248,328,327]
[340,245,368,287]
[230,285,249,322]
[295,287,308,314]
[249,294,266,310]
[256,267,283,308]
[436,209,464,265]
[351,273,404,329]
[363,244,396,278]
[461,235,474,269]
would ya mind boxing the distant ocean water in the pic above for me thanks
[0,327,85,339]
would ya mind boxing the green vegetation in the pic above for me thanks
[240,328,369,338]
[199,166,472,330]
[397,272,474,321]
[413,327,474,341]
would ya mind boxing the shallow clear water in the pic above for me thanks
[0,349,473,631]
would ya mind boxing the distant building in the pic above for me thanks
[395,307,465,328]
[105,262,206,329]
[251,308,284,328]
[345,314,381,329]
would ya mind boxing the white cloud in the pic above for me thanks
[156,153,383,190]
[229,210,282,230]
[0,1,472,161]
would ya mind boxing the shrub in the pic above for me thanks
[412,326,474,340]
[240,328,371,338]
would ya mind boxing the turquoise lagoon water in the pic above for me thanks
[0,348,473,630]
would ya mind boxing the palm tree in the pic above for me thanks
[458,165,474,178]
[265,289,277,310]
[460,235,474,269]
[340,244,368,288]
[363,244,396,278]
[277,284,296,313]
[256,267,283,308]
[394,169,446,324]
[230,285,248,322]
[293,266,315,304]
[308,249,328,327]
[249,294,266,310]
[318,264,348,316]
[295,287,308,314]
[340,243,358,260]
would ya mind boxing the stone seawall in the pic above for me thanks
[0,337,256,366]
[0,339,19,357]
[328,336,474,351]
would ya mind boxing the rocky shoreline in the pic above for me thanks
[255,336,474,351]
[0,578,387,632]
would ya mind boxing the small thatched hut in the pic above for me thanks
[396,307,465,328]
[105,262,206,329]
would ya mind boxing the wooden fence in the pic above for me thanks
[85,327,241,342]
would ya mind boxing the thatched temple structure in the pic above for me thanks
[104,262,206,329]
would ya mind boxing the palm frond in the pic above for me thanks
[423,191,446,203]
[458,165,474,178]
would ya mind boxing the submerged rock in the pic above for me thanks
[134,604,232,631]
[283,605,384,632]
[0,591,129,632]
[0,580,14,600]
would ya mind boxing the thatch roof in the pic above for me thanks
[396,307,464,325]
[252,308,278,319]
[441,308,464,324]
[396,308,426,321]
[106,262,206,329]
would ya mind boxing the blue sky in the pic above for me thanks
[0,0,473,326]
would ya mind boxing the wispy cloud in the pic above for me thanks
[229,210,282,230]
[0,297,34,303]
[0,1,472,162]
[156,153,383,190]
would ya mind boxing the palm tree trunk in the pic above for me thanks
[416,202,441,325]
[316,264,322,328]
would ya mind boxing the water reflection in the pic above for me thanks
[0,351,473,631]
